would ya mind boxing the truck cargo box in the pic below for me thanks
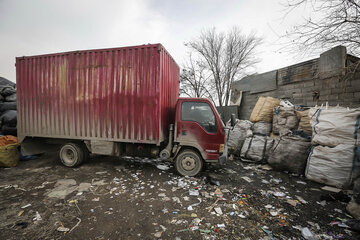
[16,44,179,145]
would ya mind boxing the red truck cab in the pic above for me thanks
[170,98,228,176]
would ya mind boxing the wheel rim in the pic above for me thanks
[181,156,196,171]
[61,147,78,165]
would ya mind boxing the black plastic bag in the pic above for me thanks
[0,102,17,112]
[5,93,16,102]
[0,110,17,126]
[1,125,17,136]
[1,86,16,97]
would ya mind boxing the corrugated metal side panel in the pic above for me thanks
[17,45,164,144]
[158,47,179,142]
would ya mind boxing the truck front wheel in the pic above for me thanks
[59,143,85,167]
[175,150,203,176]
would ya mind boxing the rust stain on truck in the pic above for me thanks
[16,44,179,145]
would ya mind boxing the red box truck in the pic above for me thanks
[16,44,228,176]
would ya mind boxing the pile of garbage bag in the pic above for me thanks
[268,134,311,175]
[0,77,17,136]
[227,120,253,156]
[305,106,360,188]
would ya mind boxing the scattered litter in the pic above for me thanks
[21,204,31,209]
[17,210,24,216]
[296,195,308,204]
[214,188,223,198]
[191,213,197,217]
[334,208,343,214]
[92,197,100,202]
[296,181,307,185]
[287,199,297,207]
[270,211,278,216]
[273,191,286,197]
[260,165,272,171]
[241,176,253,183]
[154,231,162,238]
[301,227,317,240]
[69,217,81,233]
[57,226,70,232]
[239,213,246,218]
[270,178,282,184]
[156,164,170,171]
[15,222,28,229]
[214,207,223,215]
[208,199,220,213]
[187,206,193,211]
[217,223,225,228]
[205,176,220,186]
[189,189,199,196]
[33,211,42,221]
[265,204,273,209]
[321,186,341,193]
[95,171,107,175]
[91,179,107,186]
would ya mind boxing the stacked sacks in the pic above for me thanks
[305,106,360,188]
[240,121,274,163]
[0,78,17,136]
[240,96,279,163]
[250,96,280,123]
[296,109,312,136]
[227,119,253,156]
[272,106,299,136]
[268,134,311,175]
[240,135,274,163]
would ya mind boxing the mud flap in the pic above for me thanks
[218,145,228,165]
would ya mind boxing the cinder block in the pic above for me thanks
[303,81,315,87]
[338,92,354,99]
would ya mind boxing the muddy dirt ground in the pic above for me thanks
[0,153,359,240]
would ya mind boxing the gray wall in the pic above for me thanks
[232,46,360,120]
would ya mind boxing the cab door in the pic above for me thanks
[174,99,225,161]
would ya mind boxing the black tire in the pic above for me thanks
[175,150,203,177]
[59,143,85,167]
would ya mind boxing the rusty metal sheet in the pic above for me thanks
[16,44,179,145]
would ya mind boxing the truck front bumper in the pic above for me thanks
[218,144,228,165]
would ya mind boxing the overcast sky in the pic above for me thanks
[0,0,316,82]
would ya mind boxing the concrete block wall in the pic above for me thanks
[235,46,360,120]
[239,74,360,120]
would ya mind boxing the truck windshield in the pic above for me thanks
[181,102,217,133]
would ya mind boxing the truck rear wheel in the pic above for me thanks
[59,143,85,167]
[175,150,203,177]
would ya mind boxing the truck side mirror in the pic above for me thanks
[230,114,236,127]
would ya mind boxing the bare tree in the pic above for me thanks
[186,27,262,106]
[284,0,360,55]
[180,53,216,104]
